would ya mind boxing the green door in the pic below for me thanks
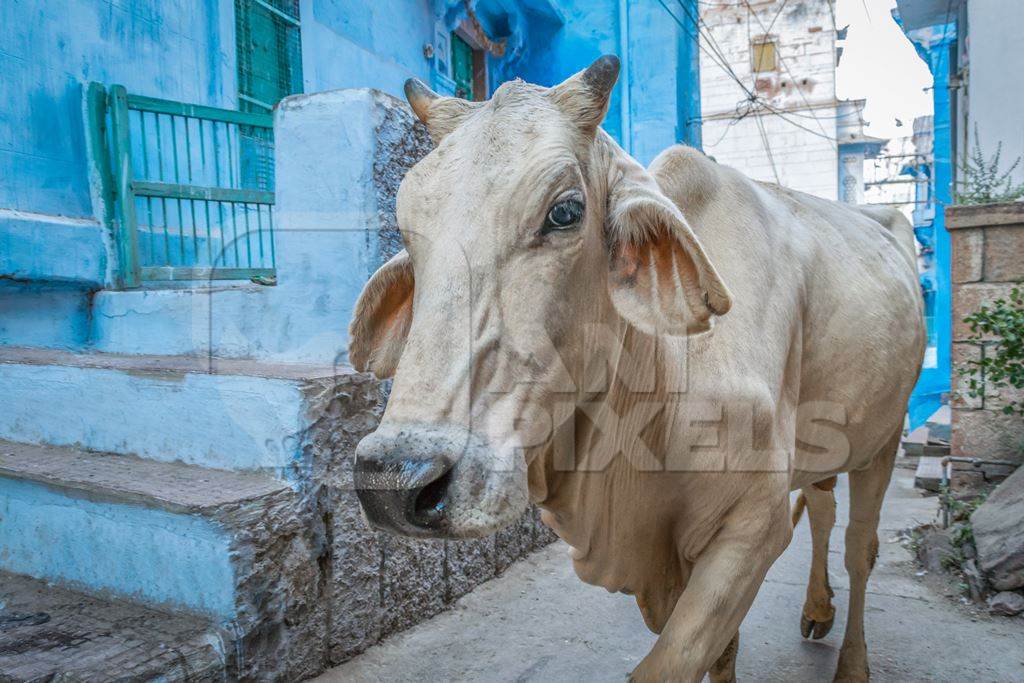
[451,33,474,100]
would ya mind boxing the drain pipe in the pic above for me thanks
[618,0,631,155]
[939,456,1018,528]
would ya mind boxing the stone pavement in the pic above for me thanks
[316,466,1024,682]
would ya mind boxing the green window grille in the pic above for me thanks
[451,32,474,100]
[235,0,303,113]
[87,83,277,287]
[235,0,301,192]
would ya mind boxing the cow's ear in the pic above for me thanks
[349,250,414,377]
[606,157,732,336]
[405,78,479,142]
[549,55,620,134]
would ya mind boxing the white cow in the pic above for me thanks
[349,56,925,682]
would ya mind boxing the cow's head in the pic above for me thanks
[349,56,731,539]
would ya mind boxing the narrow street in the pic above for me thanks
[317,466,1024,682]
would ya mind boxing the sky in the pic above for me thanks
[835,0,933,140]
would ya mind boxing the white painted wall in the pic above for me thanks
[700,0,839,199]
[966,0,1024,186]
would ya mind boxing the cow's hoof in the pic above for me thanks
[800,613,834,639]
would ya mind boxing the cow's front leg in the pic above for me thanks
[629,496,791,683]
[708,631,739,683]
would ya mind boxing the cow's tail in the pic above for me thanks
[791,491,807,528]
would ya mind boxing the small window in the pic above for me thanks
[235,0,303,113]
[451,32,487,101]
[751,39,778,73]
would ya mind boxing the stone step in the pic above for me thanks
[0,346,364,474]
[87,284,270,359]
[914,455,945,492]
[0,440,294,619]
[0,571,225,682]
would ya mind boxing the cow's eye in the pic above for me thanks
[543,198,584,231]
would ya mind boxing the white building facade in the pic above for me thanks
[699,0,841,199]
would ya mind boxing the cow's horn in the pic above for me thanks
[549,54,621,133]
[581,55,620,101]
[404,78,439,124]
[403,78,478,141]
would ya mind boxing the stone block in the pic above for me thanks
[494,508,538,575]
[946,201,1024,229]
[951,342,984,410]
[529,503,560,548]
[982,225,1024,282]
[327,490,384,663]
[916,526,957,575]
[952,283,1013,342]
[446,537,496,602]
[988,591,1024,616]
[973,466,1024,591]
[951,408,1024,462]
[0,212,108,287]
[379,534,447,636]
[950,227,984,283]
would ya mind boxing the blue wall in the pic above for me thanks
[1,0,700,222]
[0,0,236,219]
[899,16,956,428]
[1,0,701,360]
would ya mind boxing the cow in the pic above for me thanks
[348,55,924,682]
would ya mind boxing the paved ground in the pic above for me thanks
[317,466,1024,682]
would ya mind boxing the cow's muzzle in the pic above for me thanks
[353,423,527,539]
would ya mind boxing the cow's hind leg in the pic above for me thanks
[799,476,837,639]
[834,430,900,683]
[708,631,739,683]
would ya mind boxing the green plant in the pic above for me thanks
[961,286,1024,416]
[953,127,1024,205]
[937,489,989,570]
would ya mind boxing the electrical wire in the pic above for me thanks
[756,112,783,184]
[741,0,836,149]
[655,0,843,147]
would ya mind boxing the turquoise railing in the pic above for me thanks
[87,83,277,287]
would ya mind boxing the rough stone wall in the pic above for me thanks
[699,0,839,199]
[949,203,1024,463]
[296,371,556,674]
[371,91,434,266]
[215,369,555,681]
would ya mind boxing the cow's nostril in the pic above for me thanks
[413,466,453,526]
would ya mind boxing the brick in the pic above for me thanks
[951,407,1024,462]
[983,225,1024,282]
[950,228,984,283]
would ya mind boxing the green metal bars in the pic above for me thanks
[93,83,277,287]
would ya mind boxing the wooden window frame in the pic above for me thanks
[751,38,778,73]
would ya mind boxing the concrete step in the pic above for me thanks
[0,346,359,474]
[0,571,225,682]
[0,439,294,620]
[86,271,354,364]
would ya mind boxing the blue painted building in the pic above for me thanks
[893,0,960,427]
[1,0,702,363]
[0,2,703,677]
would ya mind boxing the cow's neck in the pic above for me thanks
[526,322,697,632]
